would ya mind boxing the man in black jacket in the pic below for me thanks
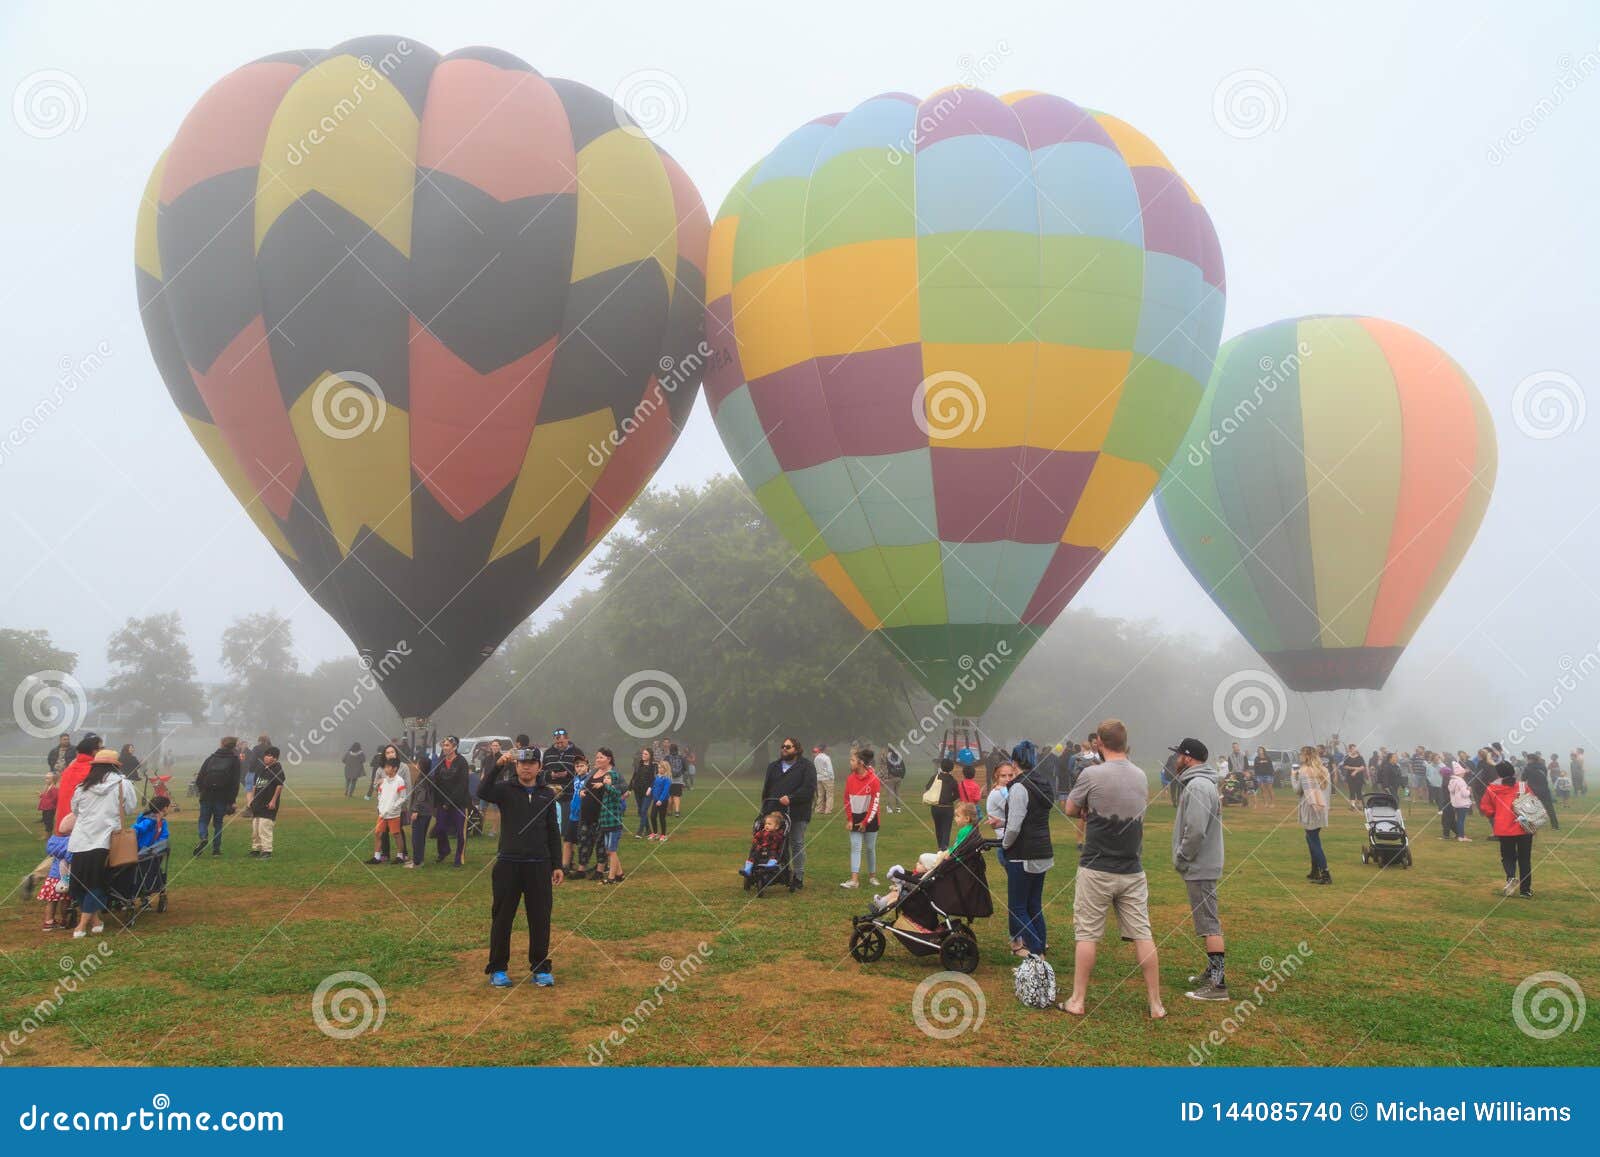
[1521,753,1559,831]
[430,735,473,865]
[760,737,817,889]
[542,729,585,847]
[478,748,565,987]
[194,737,242,857]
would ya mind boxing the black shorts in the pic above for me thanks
[670,783,684,797]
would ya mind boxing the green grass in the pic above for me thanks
[0,766,1595,1066]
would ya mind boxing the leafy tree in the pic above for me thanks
[441,476,915,771]
[0,627,79,737]
[220,610,305,738]
[102,612,206,747]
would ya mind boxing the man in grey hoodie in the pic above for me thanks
[1169,737,1228,1001]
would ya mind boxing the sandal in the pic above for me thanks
[1055,1001,1086,1016]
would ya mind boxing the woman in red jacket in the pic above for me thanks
[1479,766,1535,898]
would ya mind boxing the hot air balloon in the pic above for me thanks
[704,89,1225,715]
[135,37,708,725]
[1156,316,1497,694]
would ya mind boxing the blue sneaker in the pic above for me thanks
[533,972,555,988]
[489,971,512,988]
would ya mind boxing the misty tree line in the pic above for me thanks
[4,476,1302,770]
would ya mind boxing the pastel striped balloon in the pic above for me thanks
[1157,316,1497,692]
[705,88,1225,711]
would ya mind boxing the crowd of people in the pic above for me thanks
[19,718,1580,1005]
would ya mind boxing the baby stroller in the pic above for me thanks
[105,840,171,926]
[741,811,792,896]
[1219,769,1251,807]
[848,836,996,973]
[1360,792,1411,868]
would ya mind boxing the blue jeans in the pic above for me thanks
[848,830,877,874]
[998,849,1022,941]
[197,801,227,851]
[1009,863,1047,953]
[1454,806,1469,838]
[634,792,650,836]
[1304,827,1327,871]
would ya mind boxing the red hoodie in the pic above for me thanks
[55,752,92,834]
[1479,780,1529,838]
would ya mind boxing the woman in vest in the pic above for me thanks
[1001,750,1055,957]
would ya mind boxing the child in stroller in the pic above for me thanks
[849,808,995,973]
[1219,768,1251,806]
[740,811,790,895]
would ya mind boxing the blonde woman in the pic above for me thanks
[1291,746,1331,885]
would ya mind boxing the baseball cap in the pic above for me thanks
[1168,737,1209,762]
[516,747,542,763]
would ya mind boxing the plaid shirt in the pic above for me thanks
[598,782,625,829]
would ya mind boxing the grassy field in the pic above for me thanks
[0,763,1595,1066]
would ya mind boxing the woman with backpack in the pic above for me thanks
[1480,764,1539,897]
[924,758,960,850]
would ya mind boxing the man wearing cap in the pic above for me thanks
[541,728,585,845]
[812,745,834,816]
[478,748,564,988]
[1169,738,1228,1001]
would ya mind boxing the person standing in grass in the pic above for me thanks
[1445,764,1474,840]
[1480,763,1536,897]
[479,748,564,988]
[1168,738,1228,1002]
[342,742,365,798]
[430,736,472,866]
[193,737,241,858]
[593,749,626,883]
[881,745,906,813]
[840,746,881,890]
[39,771,59,836]
[1002,747,1054,960]
[630,747,654,839]
[813,744,835,816]
[761,738,817,887]
[368,757,409,864]
[1292,746,1332,884]
[246,746,284,860]
[1060,720,1162,1019]
[648,759,672,840]
[405,753,435,870]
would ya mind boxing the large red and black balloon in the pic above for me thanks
[136,36,708,718]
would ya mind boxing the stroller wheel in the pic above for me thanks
[849,926,886,964]
[1361,850,1369,864]
[1402,850,1413,868]
[157,892,168,913]
[940,930,981,974]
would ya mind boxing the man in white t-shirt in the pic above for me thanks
[812,745,835,816]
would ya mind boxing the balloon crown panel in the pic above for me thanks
[704,87,1226,712]
[1156,315,1497,693]
[135,36,709,718]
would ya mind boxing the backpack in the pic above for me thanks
[1014,955,1057,1009]
[198,754,234,794]
[1511,785,1549,832]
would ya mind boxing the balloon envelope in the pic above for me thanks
[1156,316,1497,692]
[704,89,1225,712]
[136,37,708,718]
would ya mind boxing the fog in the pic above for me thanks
[2,0,1596,758]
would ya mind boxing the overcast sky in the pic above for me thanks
[2,0,1596,750]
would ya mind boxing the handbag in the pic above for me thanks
[921,775,944,806]
[1511,785,1549,832]
[107,780,139,868]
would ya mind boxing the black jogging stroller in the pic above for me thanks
[741,810,793,896]
[848,835,997,973]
